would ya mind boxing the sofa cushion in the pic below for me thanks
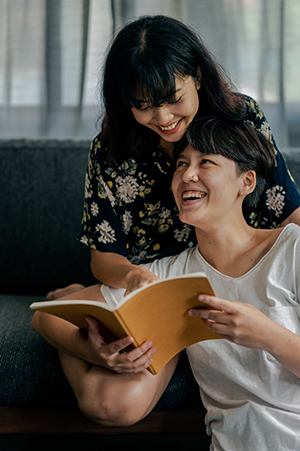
[0,294,201,410]
[0,295,77,407]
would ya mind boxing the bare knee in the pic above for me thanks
[78,381,151,427]
[74,356,179,427]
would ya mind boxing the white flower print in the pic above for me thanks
[90,201,99,216]
[155,162,167,174]
[116,175,139,203]
[259,121,272,142]
[80,235,88,245]
[174,224,192,242]
[123,210,133,235]
[98,175,116,207]
[159,208,171,219]
[96,220,116,244]
[130,251,148,264]
[266,185,286,217]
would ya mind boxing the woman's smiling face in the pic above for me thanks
[131,75,201,145]
[172,144,245,229]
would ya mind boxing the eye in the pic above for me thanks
[176,159,187,168]
[201,157,214,165]
[139,104,150,112]
[169,95,183,105]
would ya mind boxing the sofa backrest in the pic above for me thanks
[1,140,300,296]
[0,139,96,295]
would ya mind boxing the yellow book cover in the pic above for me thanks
[30,272,222,375]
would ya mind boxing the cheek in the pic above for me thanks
[218,176,241,200]
[185,91,199,116]
[131,110,148,126]
[171,178,180,205]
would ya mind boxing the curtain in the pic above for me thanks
[0,0,113,138]
[1,0,299,148]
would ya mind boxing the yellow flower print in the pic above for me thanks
[158,223,170,233]
[288,169,295,183]
[85,173,92,199]
[133,226,146,238]
[249,99,263,119]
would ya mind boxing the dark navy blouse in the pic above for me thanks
[78,96,300,264]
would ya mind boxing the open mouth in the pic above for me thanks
[157,119,182,134]
[182,191,207,202]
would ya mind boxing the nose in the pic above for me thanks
[181,165,199,183]
[153,105,174,125]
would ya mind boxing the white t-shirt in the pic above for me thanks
[102,223,300,450]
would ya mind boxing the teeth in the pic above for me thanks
[160,120,180,131]
[182,191,206,200]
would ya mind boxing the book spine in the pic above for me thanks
[113,310,137,344]
[113,311,156,376]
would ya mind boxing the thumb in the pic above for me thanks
[85,315,99,334]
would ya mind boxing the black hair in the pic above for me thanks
[173,117,276,211]
[99,15,246,166]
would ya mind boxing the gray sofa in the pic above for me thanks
[0,139,210,448]
[1,139,300,448]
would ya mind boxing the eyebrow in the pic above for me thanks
[137,87,184,104]
[177,150,206,161]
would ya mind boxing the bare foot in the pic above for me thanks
[46,283,85,301]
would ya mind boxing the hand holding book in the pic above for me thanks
[30,272,222,375]
[85,315,157,373]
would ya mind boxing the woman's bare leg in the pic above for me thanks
[59,350,179,427]
[46,283,85,300]
[47,283,179,426]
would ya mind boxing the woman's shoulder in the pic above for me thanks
[281,223,300,240]
[90,132,105,158]
[89,133,172,175]
[239,94,265,122]
[238,93,273,142]
[270,224,300,257]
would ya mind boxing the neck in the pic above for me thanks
[158,140,174,164]
[194,218,275,277]
[196,218,251,256]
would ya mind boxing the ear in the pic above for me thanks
[196,67,202,90]
[239,170,256,197]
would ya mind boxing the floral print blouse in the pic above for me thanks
[78,96,300,265]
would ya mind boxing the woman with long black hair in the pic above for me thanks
[47,15,300,300]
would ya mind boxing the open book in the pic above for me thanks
[30,272,222,375]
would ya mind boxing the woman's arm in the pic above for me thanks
[91,249,160,294]
[31,285,156,372]
[189,294,300,379]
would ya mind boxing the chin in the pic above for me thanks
[179,213,195,227]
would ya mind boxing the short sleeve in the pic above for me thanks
[78,136,129,257]
[243,97,300,228]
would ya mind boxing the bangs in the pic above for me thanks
[185,117,247,163]
[124,55,187,110]
[174,117,275,182]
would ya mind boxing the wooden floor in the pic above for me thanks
[0,406,207,435]
[0,406,211,451]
